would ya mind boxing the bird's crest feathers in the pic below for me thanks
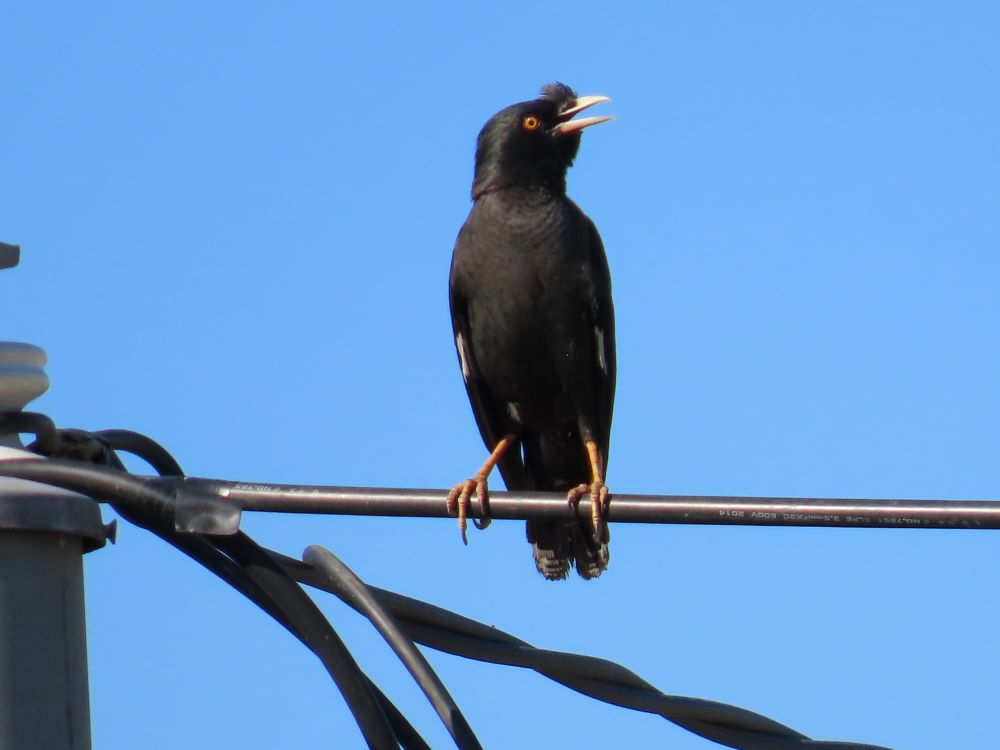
[540,82,578,111]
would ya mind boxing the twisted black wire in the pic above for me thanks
[279,551,891,750]
[303,546,482,750]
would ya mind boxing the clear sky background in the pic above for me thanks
[3,2,999,748]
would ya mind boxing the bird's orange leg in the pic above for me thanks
[567,440,610,541]
[447,434,515,545]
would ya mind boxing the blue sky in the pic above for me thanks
[3,2,999,748]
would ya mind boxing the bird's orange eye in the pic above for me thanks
[522,115,542,131]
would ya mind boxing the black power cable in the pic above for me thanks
[172,476,1000,531]
[1,411,58,453]
[93,429,184,476]
[280,551,890,750]
[0,449,894,750]
[303,546,482,750]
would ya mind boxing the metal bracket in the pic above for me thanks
[0,242,18,270]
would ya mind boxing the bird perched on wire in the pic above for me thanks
[448,82,616,580]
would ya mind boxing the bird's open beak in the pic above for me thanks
[552,95,613,136]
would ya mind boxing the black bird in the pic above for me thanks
[448,83,616,580]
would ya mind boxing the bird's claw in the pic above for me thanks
[447,474,492,545]
[567,480,610,543]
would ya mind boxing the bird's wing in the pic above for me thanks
[584,217,617,471]
[448,264,532,491]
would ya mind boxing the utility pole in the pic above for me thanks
[0,243,107,750]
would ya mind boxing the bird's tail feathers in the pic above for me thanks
[526,520,609,581]
[569,520,610,580]
[526,520,572,580]
[521,430,610,580]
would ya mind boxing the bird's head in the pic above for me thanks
[471,82,612,199]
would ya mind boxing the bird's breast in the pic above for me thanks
[454,196,593,412]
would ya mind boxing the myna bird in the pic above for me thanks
[448,83,616,580]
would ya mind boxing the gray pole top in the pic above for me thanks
[0,447,109,551]
[0,239,107,547]
[0,240,105,750]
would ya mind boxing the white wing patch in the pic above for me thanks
[456,331,471,382]
[595,326,608,374]
[507,401,523,424]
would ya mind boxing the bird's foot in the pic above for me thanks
[567,480,610,543]
[446,473,492,545]
[446,435,514,544]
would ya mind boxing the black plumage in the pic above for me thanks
[448,83,616,580]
